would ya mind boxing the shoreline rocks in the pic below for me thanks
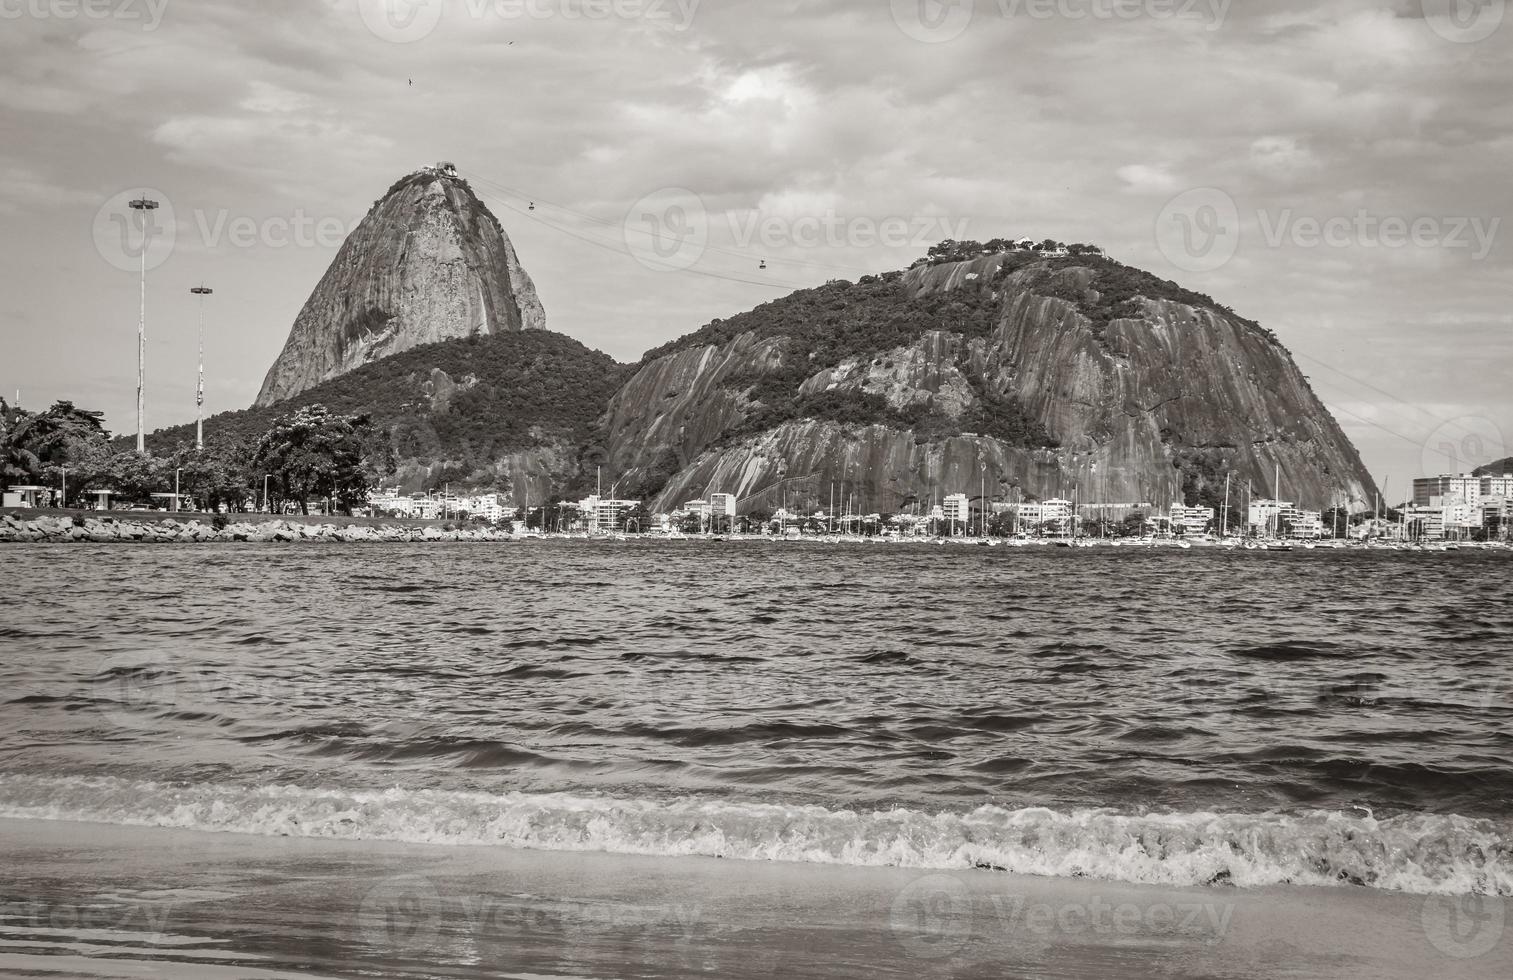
[0,514,513,544]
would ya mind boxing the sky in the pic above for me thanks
[0,0,1508,500]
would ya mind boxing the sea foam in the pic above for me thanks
[0,774,1506,895]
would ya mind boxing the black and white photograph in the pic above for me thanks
[1,1,1510,977]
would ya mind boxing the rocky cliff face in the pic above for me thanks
[600,252,1377,513]
[254,166,545,407]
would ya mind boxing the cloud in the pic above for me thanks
[1248,136,1321,181]
[1116,165,1180,195]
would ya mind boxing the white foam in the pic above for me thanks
[0,774,1506,895]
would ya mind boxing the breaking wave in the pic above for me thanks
[0,774,1506,896]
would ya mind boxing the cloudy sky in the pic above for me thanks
[1,0,1508,498]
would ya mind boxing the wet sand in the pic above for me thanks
[0,817,1506,979]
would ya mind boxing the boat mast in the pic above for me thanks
[1272,463,1280,540]
[1222,473,1230,539]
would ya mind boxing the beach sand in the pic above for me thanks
[0,817,1505,979]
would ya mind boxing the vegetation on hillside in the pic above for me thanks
[1475,457,1513,477]
[643,242,1275,386]
[137,330,627,486]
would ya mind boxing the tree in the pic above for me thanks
[1,400,112,499]
[251,405,394,516]
[104,450,168,507]
[623,502,651,533]
[1,441,39,486]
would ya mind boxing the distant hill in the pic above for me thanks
[1475,458,1513,477]
[140,329,627,495]
[600,249,1378,512]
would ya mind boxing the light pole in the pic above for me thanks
[129,197,159,453]
[191,286,213,449]
[60,466,66,510]
[174,467,181,513]
[263,474,271,514]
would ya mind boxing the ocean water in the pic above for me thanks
[1,541,1509,896]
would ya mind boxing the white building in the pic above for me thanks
[1168,503,1215,536]
[1414,473,1513,507]
[943,493,971,528]
[367,487,412,517]
[462,493,507,523]
[1407,500,1481,540]
[1017,498,1074,534]
[1248,499,1322,539]
[580,495,639,533]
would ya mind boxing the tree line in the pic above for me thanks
[1,398,394,515]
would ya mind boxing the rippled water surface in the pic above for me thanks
[1,542,1510,892]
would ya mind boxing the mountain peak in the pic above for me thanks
[254,165,545,407]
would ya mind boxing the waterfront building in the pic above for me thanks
[1016,498,1074,534]
[1077,501,1154,526]
[1168,503,1215,536]
[366,487,413,517]
[579,494,640,534]
[943,493,971,528]
[1406,500,1481,540]
[1413,473,1513,508]
[1481,497,1511,539]
[1248,499,1322,539]
[462,494,507,523]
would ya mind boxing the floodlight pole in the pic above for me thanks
[129,197,160,453]
[191,286,213,449]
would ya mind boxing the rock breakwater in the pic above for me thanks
[0,514,511,544]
